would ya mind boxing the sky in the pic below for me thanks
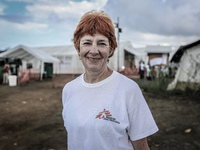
[0,0,200,50]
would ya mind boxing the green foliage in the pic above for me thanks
[134,77,172,93]
[133,77,199,100]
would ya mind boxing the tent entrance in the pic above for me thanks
[44,63,53,78]
[124,50,135,68]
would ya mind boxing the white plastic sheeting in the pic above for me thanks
[0,45,59,80]
[167,44,200,90]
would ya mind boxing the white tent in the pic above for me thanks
[36,41,144,73]
[109,41,147,70]
[0,45,59,80]
[167,40,200,90]
[145,45,172,66]
[1,42,147,76]
[35,45,84,74]
[120,41,147,68]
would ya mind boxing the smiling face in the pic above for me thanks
[73,11,117,59]
[79,33,111,74]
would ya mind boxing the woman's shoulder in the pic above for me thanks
[114,72,142,95]
[63,74,82,90]
[115,71,139,87]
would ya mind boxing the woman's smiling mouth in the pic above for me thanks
[87,57,102,62]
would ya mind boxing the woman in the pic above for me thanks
[62,10,158,150]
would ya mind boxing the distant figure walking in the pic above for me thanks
[150,66,155,80]
[139,61,145,79]
[0,64,3,84]
[3,64,9,84]
[146,64,151,80]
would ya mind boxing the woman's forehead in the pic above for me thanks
[80,33,109,41]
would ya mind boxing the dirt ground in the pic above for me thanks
[0,79,200,150]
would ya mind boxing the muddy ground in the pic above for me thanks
[0,79,200,150]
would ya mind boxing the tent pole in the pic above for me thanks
[40,61,43,80]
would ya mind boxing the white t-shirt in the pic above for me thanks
[62,70,158,150]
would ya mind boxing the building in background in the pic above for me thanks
[168,39,200,90]
[0,41,179,85]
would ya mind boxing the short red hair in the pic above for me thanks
[73,10,117,58]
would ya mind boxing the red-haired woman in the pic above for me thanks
[62,10,158,150]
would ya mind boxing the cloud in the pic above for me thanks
[0,2,6,15]
[104,0,200,47]
[122,28,199,47]
[6,0,35,2]
[0,19,68,48]
[1,0,108,25]
[105,0,200,37]
[0,18,50,39]
[1,0,199,49]
[26,0,108,23]
[0,14,32,23]
[0,0,109,49]
[15,22,50,33]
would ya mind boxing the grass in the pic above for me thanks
[133,77,200,100]
[133,77,172,92]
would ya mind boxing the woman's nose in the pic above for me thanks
[90,44,99,55]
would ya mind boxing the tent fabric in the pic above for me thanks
[145,45,172,53]
[149,54,168,66]
[117,41,147,68]
[35,45,77,56]
[37,41,147,71]
[120,41,143,56]
[171,40,200,63]
[167,40,200,90]
[0,45,59,63]
[0,45,60,80]
[36,45,84,74]
[0,42,174,75]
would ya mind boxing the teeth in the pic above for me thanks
[88,57,100,60]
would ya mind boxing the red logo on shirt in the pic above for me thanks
[96,109,112,119]
[96,109,120,124]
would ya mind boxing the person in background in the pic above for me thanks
[3,63,9,84]
[150,65,155,80]
[0,64,3,84]
[62,10,158,150]
[139,61,145,79]
[146,63,151,80]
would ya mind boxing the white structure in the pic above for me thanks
[35,45,84,74]
[0,42,176,77]
[36,41,146,73]
[145,45,172,66]
[109,41,147,70]
[0,45,59,80]
[167,40,200,90]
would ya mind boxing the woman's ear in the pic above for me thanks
[78,52,81,60]
[76,48,81,60]
[109,49,113,58]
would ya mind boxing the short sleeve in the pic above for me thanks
[127,87,158,141]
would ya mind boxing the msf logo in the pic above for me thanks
[96,109,112,119]
[96,109,120,124]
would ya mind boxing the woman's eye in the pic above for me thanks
[83,42,91,45]
[99,43,106,46]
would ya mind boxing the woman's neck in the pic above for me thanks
[84,67,113,83]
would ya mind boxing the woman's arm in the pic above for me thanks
[131,138,150,150]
